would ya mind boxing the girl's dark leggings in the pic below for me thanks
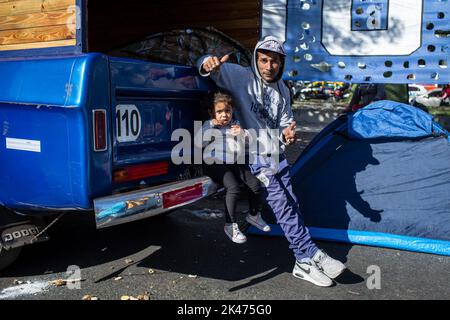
[203,164,262,224]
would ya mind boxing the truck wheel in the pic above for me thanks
[0,245,22,271]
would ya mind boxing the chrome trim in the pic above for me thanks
[94,176,215,229]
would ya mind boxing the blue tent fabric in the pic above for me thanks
[248,226,450,256]
[347,100,450,141]
[277,102,450,256]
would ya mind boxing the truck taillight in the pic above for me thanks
[163,184,203,209]
[113,162,169,183]
[93,110,107,152]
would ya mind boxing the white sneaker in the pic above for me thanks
[246,212,271,232]
[313,249,346,279]
[292,259,333,287]
[224,223,247,244]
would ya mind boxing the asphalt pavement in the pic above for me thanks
[0,202,448,301]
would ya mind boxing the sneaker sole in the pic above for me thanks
[323,266,346,280]
[246,218,271,233]
[292,270,333,287]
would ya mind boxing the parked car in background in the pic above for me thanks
[333,83,351,102]
[419,84,439,91]
[298,81,343,101]
[408,85,429,104]
[292,81,308,100]
[411,88,444,109]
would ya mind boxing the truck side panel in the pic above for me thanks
[0,54,111,210]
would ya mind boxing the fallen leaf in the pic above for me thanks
[121,296,130,301]
[82,295,99,301]
[137,294,150,301]
[50,279,67,287]
[50,278,83,287]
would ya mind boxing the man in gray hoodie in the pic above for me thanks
[198,36,346,287]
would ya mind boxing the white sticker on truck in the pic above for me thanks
[116,105,142,143]
[6,138,41,153]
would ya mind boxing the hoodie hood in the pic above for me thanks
[253,36,286,83]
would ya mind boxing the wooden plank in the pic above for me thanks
[0,23,75,45]
[0,0,75,17]
[0,10,74,31]
[0,38,75,50]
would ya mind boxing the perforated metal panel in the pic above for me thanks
[262,0,450,83]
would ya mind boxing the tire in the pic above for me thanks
[0,245,22,271]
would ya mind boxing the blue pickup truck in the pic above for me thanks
[0,52,220,269]
[0,0,262,271]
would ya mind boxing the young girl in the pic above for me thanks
[196,92,271,244]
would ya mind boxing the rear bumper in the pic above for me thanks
[94,177,215,229]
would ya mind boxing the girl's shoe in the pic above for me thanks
[224,223,247,244]
[246,212,271,232]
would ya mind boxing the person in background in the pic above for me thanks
[346,83,386,112]
[440,84,450,106]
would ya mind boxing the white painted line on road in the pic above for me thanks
[0,281,50,300]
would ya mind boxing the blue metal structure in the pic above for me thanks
[262,0,450,83]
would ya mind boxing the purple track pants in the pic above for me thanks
[253,157,319,261]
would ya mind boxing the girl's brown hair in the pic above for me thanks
[208,92,233,116]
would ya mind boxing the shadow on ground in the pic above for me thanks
[0,197,364,289]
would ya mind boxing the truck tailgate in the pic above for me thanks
[109,57,211,188]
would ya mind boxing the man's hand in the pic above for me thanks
[283,122,297,145]
[201,54,230,74]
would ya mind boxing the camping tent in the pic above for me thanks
[253,101,450,256]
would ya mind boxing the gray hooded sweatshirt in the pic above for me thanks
[197,36,294,159]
